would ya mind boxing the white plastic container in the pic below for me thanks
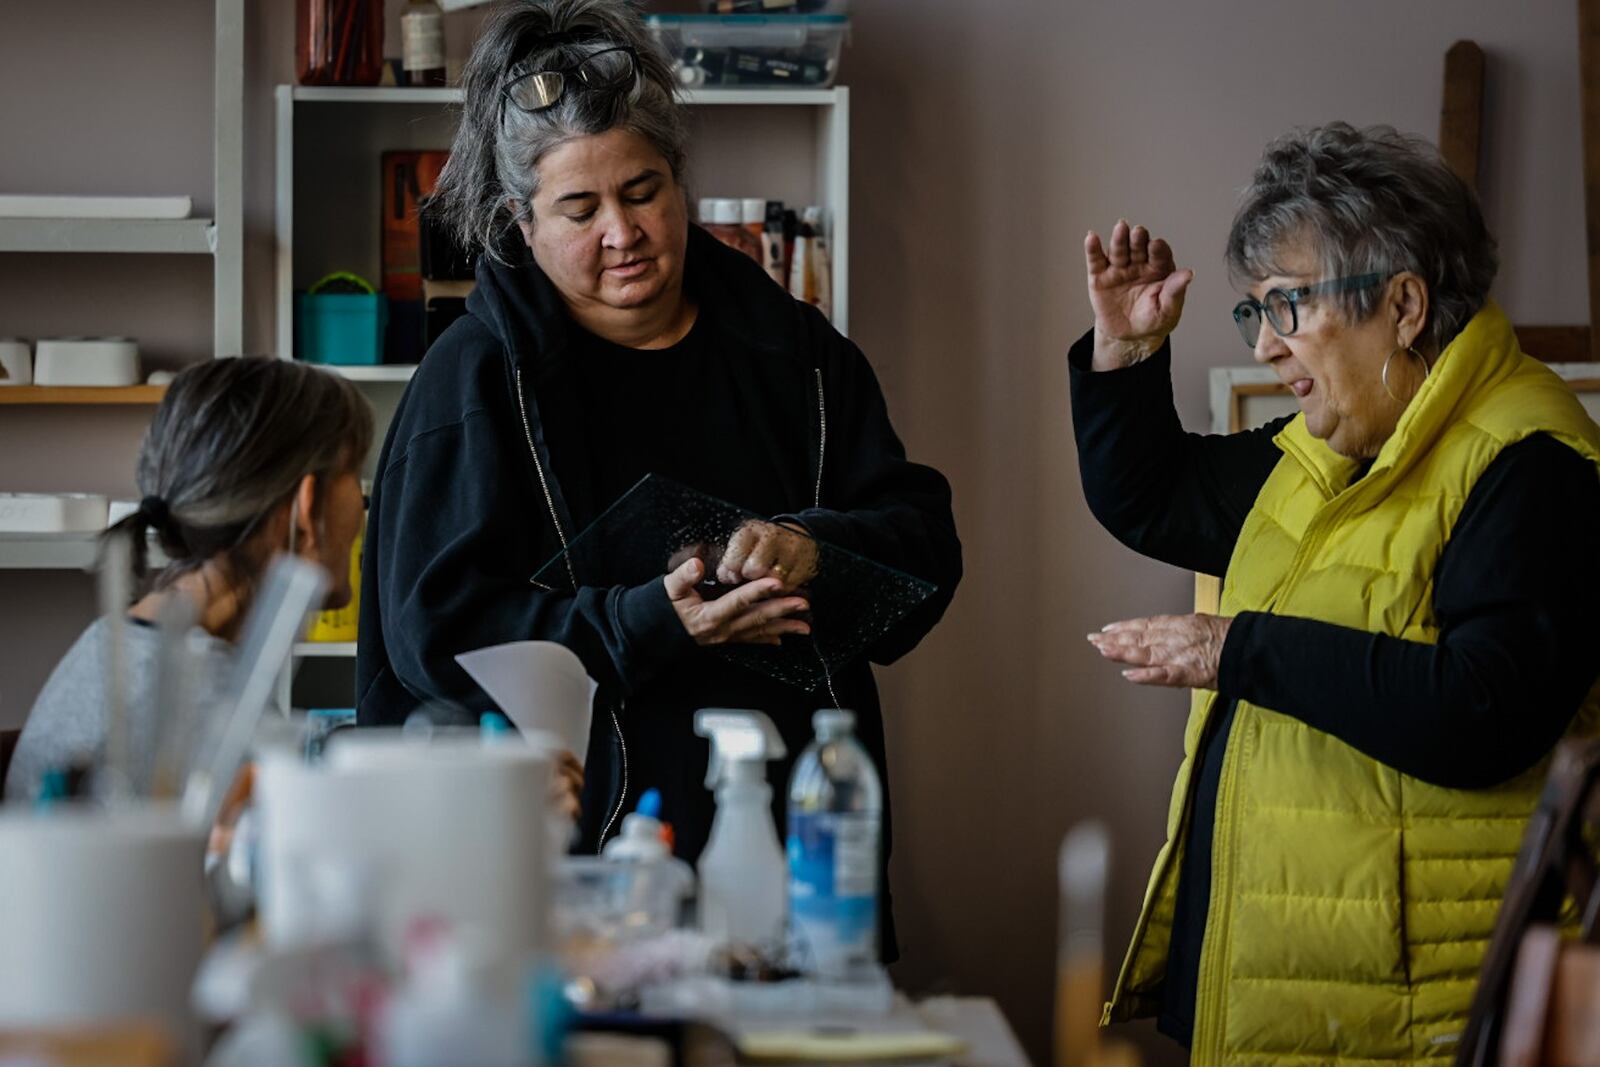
[376,929,532,1067]
[34,337,141,387]
[0,805,207,1058]
[0,492,109,533]
[0,339,31,385]
[602,795,670,863]
[256,738,552,966]
[649,13,850,89]
[695,710,787,949]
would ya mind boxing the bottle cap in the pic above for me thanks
[698,198,718,223]
[710,199,742,226]
[741,198,767,225]
[813,708,855,738]
[637,787,663,819]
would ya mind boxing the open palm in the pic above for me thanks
[1085,220,1193,365]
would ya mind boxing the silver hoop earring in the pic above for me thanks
[1381,345,1430,402]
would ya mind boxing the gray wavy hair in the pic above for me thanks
[111,357,373,586]
[1225,122,1499,354]
[429,0,688,261]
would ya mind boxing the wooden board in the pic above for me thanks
[1439,40,1486,190]
[0,386,167,405]
[1581,0,1600,361]
[1516,324,1593,363]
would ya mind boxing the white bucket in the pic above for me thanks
[0,803,206,1055]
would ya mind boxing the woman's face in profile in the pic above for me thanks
[1244,245,1413,459]
[316,469,366,610]
[517,128,689,317]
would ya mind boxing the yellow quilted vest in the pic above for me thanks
[1102,302,1600,1064]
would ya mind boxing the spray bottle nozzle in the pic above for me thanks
[694,709,786,789]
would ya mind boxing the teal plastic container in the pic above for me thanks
[295,291,387,365]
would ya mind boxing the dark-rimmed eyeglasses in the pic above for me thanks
[1231,273,1387,349]
[500,46,639,120]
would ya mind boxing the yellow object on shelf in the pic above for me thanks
[305,523,361,642]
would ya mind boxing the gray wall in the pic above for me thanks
[0,2,1588,1063]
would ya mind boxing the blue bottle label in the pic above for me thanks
[787,811,879,973]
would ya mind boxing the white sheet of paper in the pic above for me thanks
[455,640,597,758]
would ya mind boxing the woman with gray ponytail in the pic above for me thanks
[6,358,374,803]
[359,0,961,959]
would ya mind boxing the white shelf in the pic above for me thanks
[294,641,356,658]
[288,85,845,107]
[293,86,463,104]
[0,217,216,255]
[0,532,101,570]
[317,364,418,382]
[684,88,844,106]
[0,532,166,571]
[0,0,242,350]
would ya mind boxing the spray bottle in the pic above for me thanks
[694,709,787,949]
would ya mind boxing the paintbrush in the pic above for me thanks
[97,532,134,804]
[181,555,327,829]
[148,591,202,800]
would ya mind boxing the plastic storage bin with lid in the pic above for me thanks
[649,5,850,90]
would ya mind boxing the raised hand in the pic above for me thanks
[1085,219,1194,370]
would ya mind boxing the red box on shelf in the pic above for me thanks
[381,150,450,302]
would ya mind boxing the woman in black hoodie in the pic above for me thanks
[355,0,961,960]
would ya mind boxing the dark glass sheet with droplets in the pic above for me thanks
[532,475,937,692]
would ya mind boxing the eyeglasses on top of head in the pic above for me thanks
[1231,272,1388,349]
[500,45,639,119]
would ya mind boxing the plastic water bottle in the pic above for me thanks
[787,709,882,979]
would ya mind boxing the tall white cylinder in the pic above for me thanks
[0,805,207,1056]
[257,738,552,967]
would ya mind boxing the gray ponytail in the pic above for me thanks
[108,357,374,587]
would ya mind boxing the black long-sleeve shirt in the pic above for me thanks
[1068,330,1600,1044]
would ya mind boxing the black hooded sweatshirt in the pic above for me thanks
[355,227,962,959]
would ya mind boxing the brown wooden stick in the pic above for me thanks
[1440,40,1486,191]
[1580,0,1600,360]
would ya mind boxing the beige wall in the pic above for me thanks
[0,2,1588,1063]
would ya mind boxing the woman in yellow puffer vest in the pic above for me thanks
[1070,123,1600,1065]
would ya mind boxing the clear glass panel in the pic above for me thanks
[533,475,938,693]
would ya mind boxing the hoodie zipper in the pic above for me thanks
[515,366,629,844]
[813,367,827,510]
[813,367,844,712]
[514,363,834,844]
